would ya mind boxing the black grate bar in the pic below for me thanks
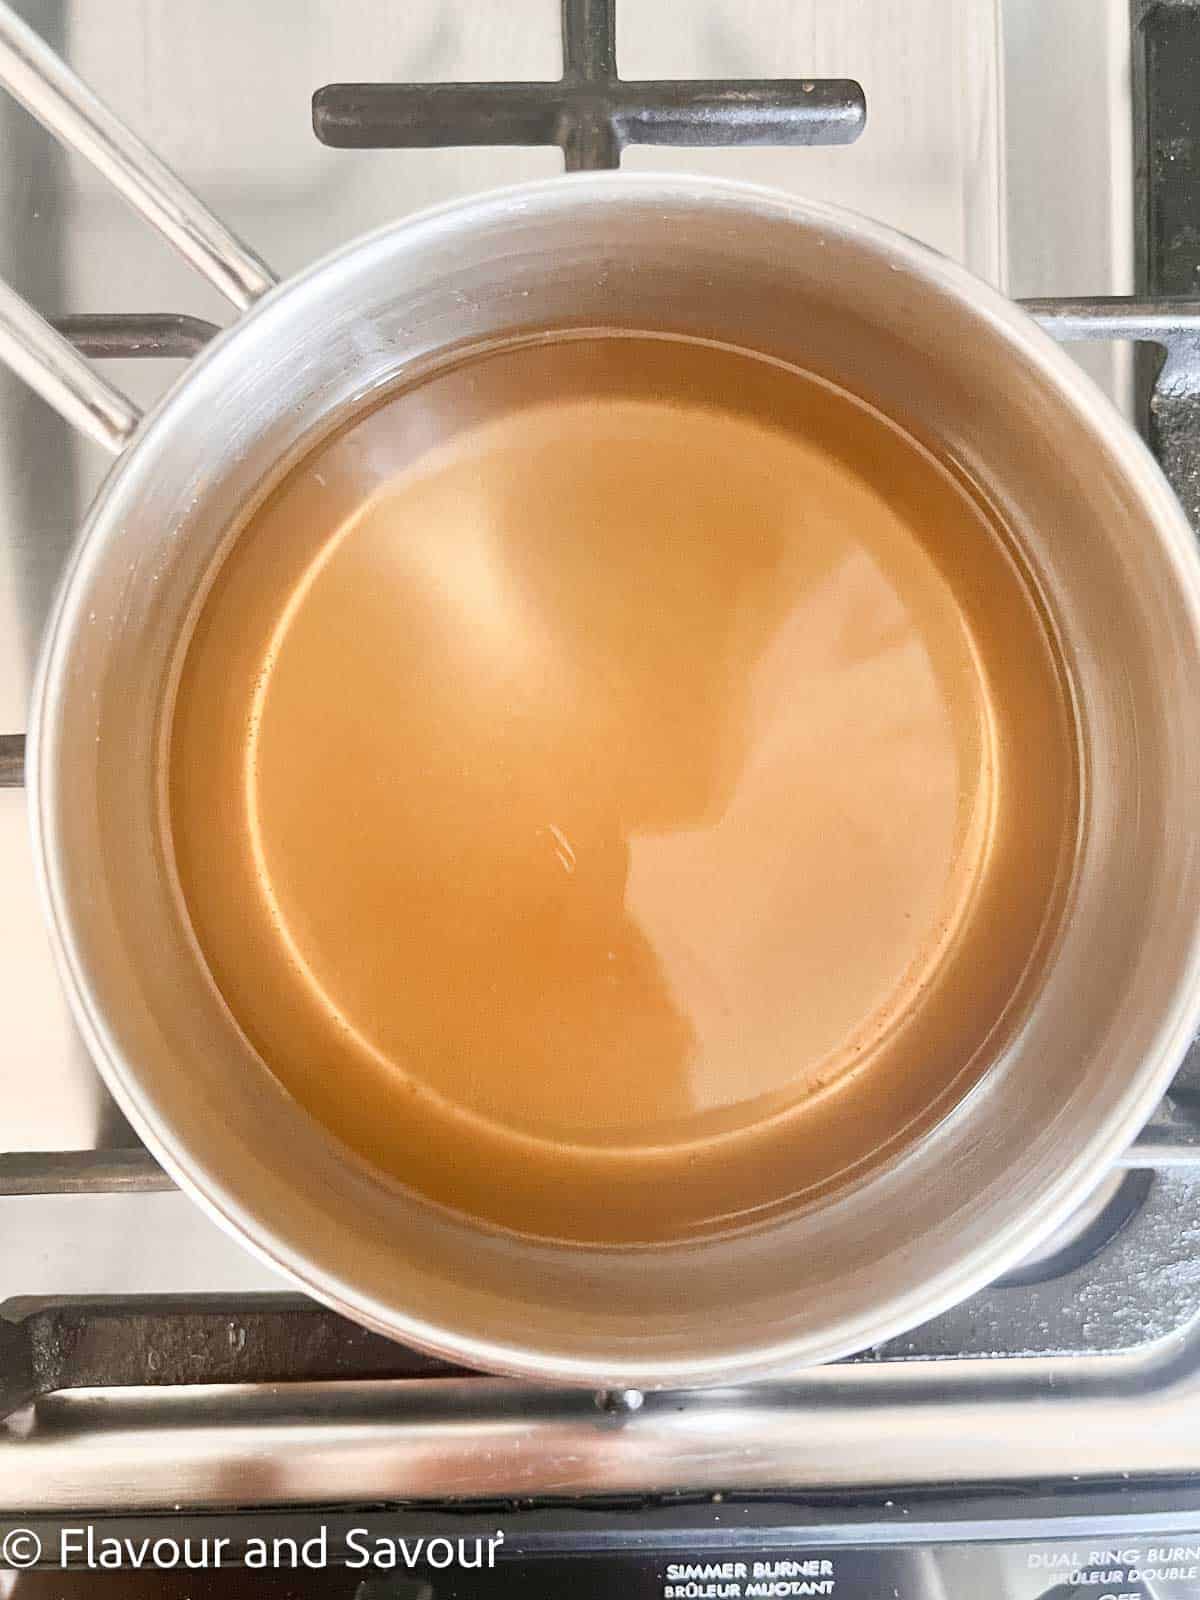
[562,0,615,81]
[315,83,574,151]
[1134,0,1200,528]
[0,1149,172,1196]
[314,80,864,159]
[313,0,866,172]
[0,1295,459,1418]
[0,731,22,787]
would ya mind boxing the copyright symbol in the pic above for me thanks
[1,1529,41,1568]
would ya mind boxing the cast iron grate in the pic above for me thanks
[311,0,866,171]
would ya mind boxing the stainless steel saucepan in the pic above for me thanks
[5,4,1200,1388]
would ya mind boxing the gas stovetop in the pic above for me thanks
[4,0,1200,1541]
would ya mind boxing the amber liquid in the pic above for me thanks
[169,334,1078,1243]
